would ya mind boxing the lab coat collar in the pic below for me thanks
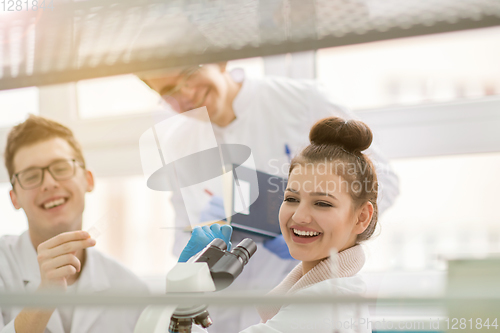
[70,247,111,333]
[209,77,258,137]
[15,231,111,333]
[217,77,258,133]
[76,247,110,293]
[15,232,65,333]
[232,77,258,118]
[15,231,41,293]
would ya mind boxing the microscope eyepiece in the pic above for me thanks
[208,238,227,251]
[230,238,257,265]
[206,238,257,290]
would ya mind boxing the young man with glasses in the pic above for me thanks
[0,115,149,333]
[140,62,400,332]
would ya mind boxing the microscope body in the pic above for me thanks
[134,238,257,333]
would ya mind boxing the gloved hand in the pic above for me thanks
[263,235,295,260]
[199,195,226,223]
[178,224,233,262]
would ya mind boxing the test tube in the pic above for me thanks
[86,211,116,239]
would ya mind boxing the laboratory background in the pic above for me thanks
[1,0,500,330]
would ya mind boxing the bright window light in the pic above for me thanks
[0,87,39,128]
[363,152,500,273]
[0,183,28,236]
[76,74,163,119]
[317,27,500,110]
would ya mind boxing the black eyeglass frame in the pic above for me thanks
[10,158,85,190]
[159,64,204,99]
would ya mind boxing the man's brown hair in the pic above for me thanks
[4,114,86,182]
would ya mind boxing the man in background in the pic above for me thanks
[0,115,149,333]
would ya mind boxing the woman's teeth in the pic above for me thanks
[293,229,321,237]
[43,198,66,209]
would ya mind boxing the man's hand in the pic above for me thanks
[36,231,96,291]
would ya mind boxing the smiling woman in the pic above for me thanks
[177,116,379,332]
[243,117,378,332]
[280,117,378,274]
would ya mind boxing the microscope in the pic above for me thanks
[134,238,257,333]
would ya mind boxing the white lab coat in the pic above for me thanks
[241,276,371,333]
[190,275,371,333]
[163,76,399,332]
[0,231,150,333]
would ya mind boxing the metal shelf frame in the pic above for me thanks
[1,0,500,90]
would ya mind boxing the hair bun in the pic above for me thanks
[309,117,373,152]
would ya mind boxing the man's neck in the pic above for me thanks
[213,75,243,127]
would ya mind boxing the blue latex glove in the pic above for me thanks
[199,195,226,223]
[178,224,233,262]
[263,235,295,260]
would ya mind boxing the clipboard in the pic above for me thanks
[229,165,285,238]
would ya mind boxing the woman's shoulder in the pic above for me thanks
[298,274,367,295]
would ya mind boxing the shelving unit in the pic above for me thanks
[1,0,500,90]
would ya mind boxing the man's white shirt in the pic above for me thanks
[0,231,149,333]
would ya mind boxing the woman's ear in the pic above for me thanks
[85,169,95,193]
[354,201,374,235]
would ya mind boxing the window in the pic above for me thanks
[317,26,500,110]
[0,87,39,128]
[76,74,162,119]
[363,152,500,274]
[227,57,265,80]
[0,183,28,236]
[83,175,176,292]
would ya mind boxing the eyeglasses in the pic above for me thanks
[11,159,84,190]
[160,65,203,100]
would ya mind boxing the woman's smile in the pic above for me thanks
[289,225,323,244]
